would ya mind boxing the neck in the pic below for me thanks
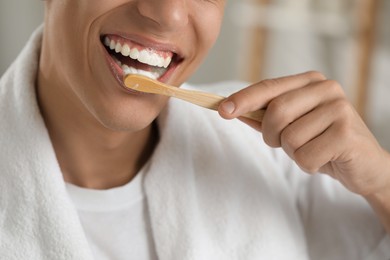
[36,70,158,190]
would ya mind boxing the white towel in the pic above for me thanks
[1,26,389,260]
[0,26,94,260]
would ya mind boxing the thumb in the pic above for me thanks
[218,99,237,120]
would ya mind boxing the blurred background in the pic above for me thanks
[1,0,389,149]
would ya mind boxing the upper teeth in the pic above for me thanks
[104,36,172,69]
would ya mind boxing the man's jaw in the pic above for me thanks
[101,34,183,85]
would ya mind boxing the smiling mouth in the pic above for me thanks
[102,35,181,81]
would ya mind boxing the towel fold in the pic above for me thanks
[0,26,94,260]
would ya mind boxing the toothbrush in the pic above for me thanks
[124,74,264,122]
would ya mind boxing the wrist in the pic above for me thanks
[365,149,390,234]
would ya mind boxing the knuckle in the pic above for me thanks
[293,149,318,174]
[266,97,295,132]
[262,132,280,148]
[267,97,288,120]
[281,127,300,151]
[259,78,283,91]
[304,71,326,81]
[334,120,353,141]
[298,164,318,174]
[332,99,353,118]
[325,80,344,96]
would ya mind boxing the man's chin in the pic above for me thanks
[90,106,160,133]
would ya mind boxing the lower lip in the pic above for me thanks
[101,43,178,94]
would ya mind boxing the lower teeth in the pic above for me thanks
[122,64,163,80]
[112,55,166,80]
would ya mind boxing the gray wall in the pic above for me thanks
[0,1,44,75]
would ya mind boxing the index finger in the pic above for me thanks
[218,71,326,120]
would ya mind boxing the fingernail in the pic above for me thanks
[221,100,235,114]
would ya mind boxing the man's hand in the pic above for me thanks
[218,71,390,198]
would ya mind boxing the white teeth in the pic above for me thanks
[121,63,165,81]
[137,70,159,79]
[164,57,172,68]
[121,44,131,56]
[116,54,166,80]
[138,50,150,65]
[151,53,160,67]
[129,48,139,60]
[104,37,111,47]
[122,65,132,75]
[109,39,116,50]
[115,42,122,53]
[104,36,173,69]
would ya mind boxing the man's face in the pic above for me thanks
[42,0,225,131]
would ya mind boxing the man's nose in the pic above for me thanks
[136,0,189,32]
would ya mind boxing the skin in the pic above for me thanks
[37,0,225,188]
[37,1,390,233]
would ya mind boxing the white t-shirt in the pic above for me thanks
[65,167,158,260]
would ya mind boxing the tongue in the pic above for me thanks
[116,54,154,72]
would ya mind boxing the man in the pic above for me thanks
[1,0,389,259]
